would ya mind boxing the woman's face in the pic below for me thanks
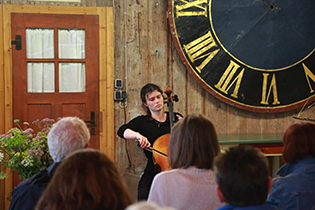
[144,90,164,112]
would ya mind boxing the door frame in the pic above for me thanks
[1,4,114,209]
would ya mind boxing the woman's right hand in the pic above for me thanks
[123,129,151,148]
[135,132,151,148]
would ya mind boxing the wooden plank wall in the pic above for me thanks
[1,0,315,207]
[112,0,314,176]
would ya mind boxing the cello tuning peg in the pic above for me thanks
[172,95,179,102]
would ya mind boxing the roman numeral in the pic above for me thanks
[260,73,280,105]
[215,60,245,98]
[184,31,219,73]
[176,0,208,17]
[303,63,315,93]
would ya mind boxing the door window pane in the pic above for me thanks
[58,29,85,59]
[59,63,85,92]
[26,29,54,59]
[27,63,55,93]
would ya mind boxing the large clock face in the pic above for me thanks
[168,0,315,113]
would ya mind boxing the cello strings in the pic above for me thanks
[136,139,167,157]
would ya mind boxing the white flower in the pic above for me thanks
[8,159,15,168]
[21,155,33,167]
[0,152,4,162]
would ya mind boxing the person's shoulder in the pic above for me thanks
[130,115,149,121]
[232,202,280,210]
[154,169,182,180]
[137,115,148,119]
[174,112,182,116]
[9,170,51,210]
[272,171,299,186]
[127,201,176,210]
[13,169,51,192]
[151,170,178,188]
[258,202,281,210]
[264,202,281,210]
[12,177,33,192]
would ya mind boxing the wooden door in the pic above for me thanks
[11,13,100,185]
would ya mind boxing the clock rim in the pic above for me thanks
[167,0,315,113]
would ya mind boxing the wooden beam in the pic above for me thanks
[0,4,5,210]
[99,7,115,161]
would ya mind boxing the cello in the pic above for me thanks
[142,87,179,172]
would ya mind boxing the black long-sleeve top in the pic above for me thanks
[117,112,181,173]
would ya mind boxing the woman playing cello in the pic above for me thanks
[117,83,182,201]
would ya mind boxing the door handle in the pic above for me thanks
[85,111,95,135]
[11,34,22,50]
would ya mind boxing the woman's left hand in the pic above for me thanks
[176,114,183,121]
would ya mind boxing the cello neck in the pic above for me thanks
[164,87,175,128]
[168,102,175,128]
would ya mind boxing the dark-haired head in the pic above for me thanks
[214,145,270,207]
[282,121,315,163]
[35,149,132,210]
[168,113,220,169]
[140,83,163,116]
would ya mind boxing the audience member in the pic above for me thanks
[126,201,175,210]
[9,116,90,210]
[35,148,132,210]
[148,114,223,210]
[267,121,315,210]
[214,145,279,210]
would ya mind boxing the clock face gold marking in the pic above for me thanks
[184,31,220,73]
[214,60,244,98]
[168,0,315,113]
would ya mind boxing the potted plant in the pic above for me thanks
[0,118,55,180]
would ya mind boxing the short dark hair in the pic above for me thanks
[168,114,220,169]
[214,146,269,207]
[282,121,315,163]
[140,83,163,116]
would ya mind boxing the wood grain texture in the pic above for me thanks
[0,4,5,210]
[112,0,305,178]
[0,0,313,207]
[1,4,114,209]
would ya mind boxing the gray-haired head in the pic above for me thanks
[47,116,90,162]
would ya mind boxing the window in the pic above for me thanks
[26,28,86,93]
